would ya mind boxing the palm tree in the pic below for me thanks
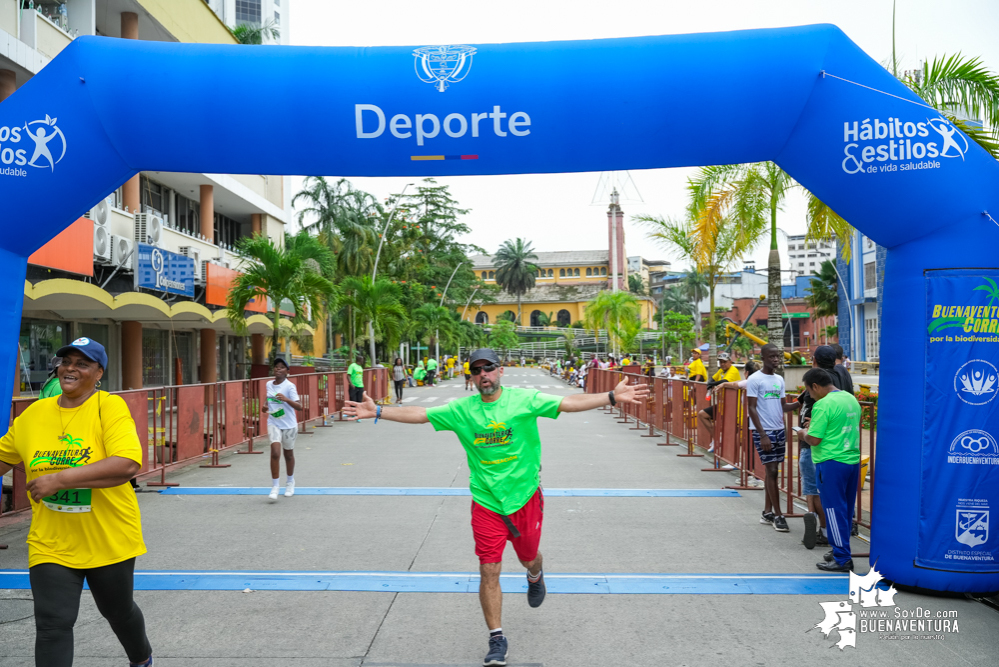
[660,286,695,317]
[493,239,539,325]
[412,304,452,357]
[583,290,641,357]
[685,164,851,360]
[806,260,840,319]
[227,231,337,362]
[231,20,280,45]
[637,186,760,375]
[681,269,709,333]
[293,177,381,278]
[341,276,406,363]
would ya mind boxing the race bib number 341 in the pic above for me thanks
[42,488,92,513]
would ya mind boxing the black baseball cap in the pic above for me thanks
[273,356,289,369]
[814,345,837,368]
[468,348,500,366]
[56,337,108,369]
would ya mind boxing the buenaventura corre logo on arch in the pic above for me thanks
[841,115,967,175]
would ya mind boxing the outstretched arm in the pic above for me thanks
[344,392,429,424]
[558,377,650,413]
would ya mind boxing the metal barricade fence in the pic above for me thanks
[1,368,394,515]
[576,368,875,535]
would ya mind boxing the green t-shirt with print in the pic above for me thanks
[426,387,562,514]
[348,363,365,388]
[808,390,862,465]
[427,358,438,371]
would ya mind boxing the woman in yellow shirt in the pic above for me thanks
[0,338,152,667]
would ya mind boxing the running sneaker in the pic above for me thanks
[129,656,153,667]
[773,515,790,532]
[484,635,508,666]
[707,440,715,453]
[527,570,546,608]
[802,512,818,549]
[816,531,830,547]
[760,511,775,525]
[284,480,295,498]
[268,486,279,501]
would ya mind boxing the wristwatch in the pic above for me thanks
[608,390,617,406]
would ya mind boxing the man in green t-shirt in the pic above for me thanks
[800,368,862,573]
[426,357,438,386]
[345,348,649,667]
[347,354,365,406]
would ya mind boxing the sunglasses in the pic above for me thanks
[470,363,499,375]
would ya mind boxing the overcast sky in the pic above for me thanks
[287,0,999,279]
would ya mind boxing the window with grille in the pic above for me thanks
[866,317,880,360]
[142,329,167,388]
[236,0,261,24]
[864,262,876,290]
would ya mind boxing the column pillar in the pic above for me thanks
[200,329,217,383]
[120,13,140,213]
[121,12,138,40]
[0,70,16,103]
[121,321,143,389]
[200,185,214,242]
[251,213,261,236]
[251,333,266,365]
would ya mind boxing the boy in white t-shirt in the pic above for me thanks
[746,344,797,533]
[261,357,303,500]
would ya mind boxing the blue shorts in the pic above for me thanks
[799,446,818,495]
[751,429,786,465]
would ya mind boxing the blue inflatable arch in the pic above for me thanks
[2,24,998,593]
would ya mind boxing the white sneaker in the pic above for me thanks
[268,486,279,501]
[284,481,295,497]
[707,440,715,453]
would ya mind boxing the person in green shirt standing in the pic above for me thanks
[347,354,366,407]
[425,356,438,386]
[344,348,649,667]
[38,355,63,399]
[799,367,862,573]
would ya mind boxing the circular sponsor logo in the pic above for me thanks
[948,429,999,455]
[71,337,90,346]
[953,359,999,405]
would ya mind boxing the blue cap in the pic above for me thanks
[56,337,108,369]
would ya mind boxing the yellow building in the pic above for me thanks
[466,251,657,328]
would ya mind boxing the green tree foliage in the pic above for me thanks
[628,274,647,295]
[493,238,539,325]
[583,291,641,357]
[660,312,695,361]
[489,320,519,358]
[231,20,280,44]
[341,276,406,359]
[806,260,840,319]
[227,231,337,361]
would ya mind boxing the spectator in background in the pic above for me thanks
[426,357,438,386]
[38,355,62,399]
[797,349,839,550]
[687,349,707,382]
[830,344,855,395]
[799,368,862,572]
[699,359,759,453]
[746,344,797,534]
[711,352,741,384]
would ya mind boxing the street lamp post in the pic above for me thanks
[367,183,414,365]
[435,261,466,361]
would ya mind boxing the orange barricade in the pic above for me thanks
[0,370,368,512]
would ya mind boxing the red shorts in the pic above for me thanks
[470,487,544,564]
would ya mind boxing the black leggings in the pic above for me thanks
[394,379,405,401]
[30,558,151,667]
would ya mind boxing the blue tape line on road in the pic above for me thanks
[0,570,843,594]
[158,487,741,497]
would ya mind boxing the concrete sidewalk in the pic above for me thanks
[1,369,996,666]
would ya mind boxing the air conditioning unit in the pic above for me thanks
[111,235,134,270]
[134,212,163,245]
[179,246,202,283]
[86,196,113,227]
[93,225,112,264]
